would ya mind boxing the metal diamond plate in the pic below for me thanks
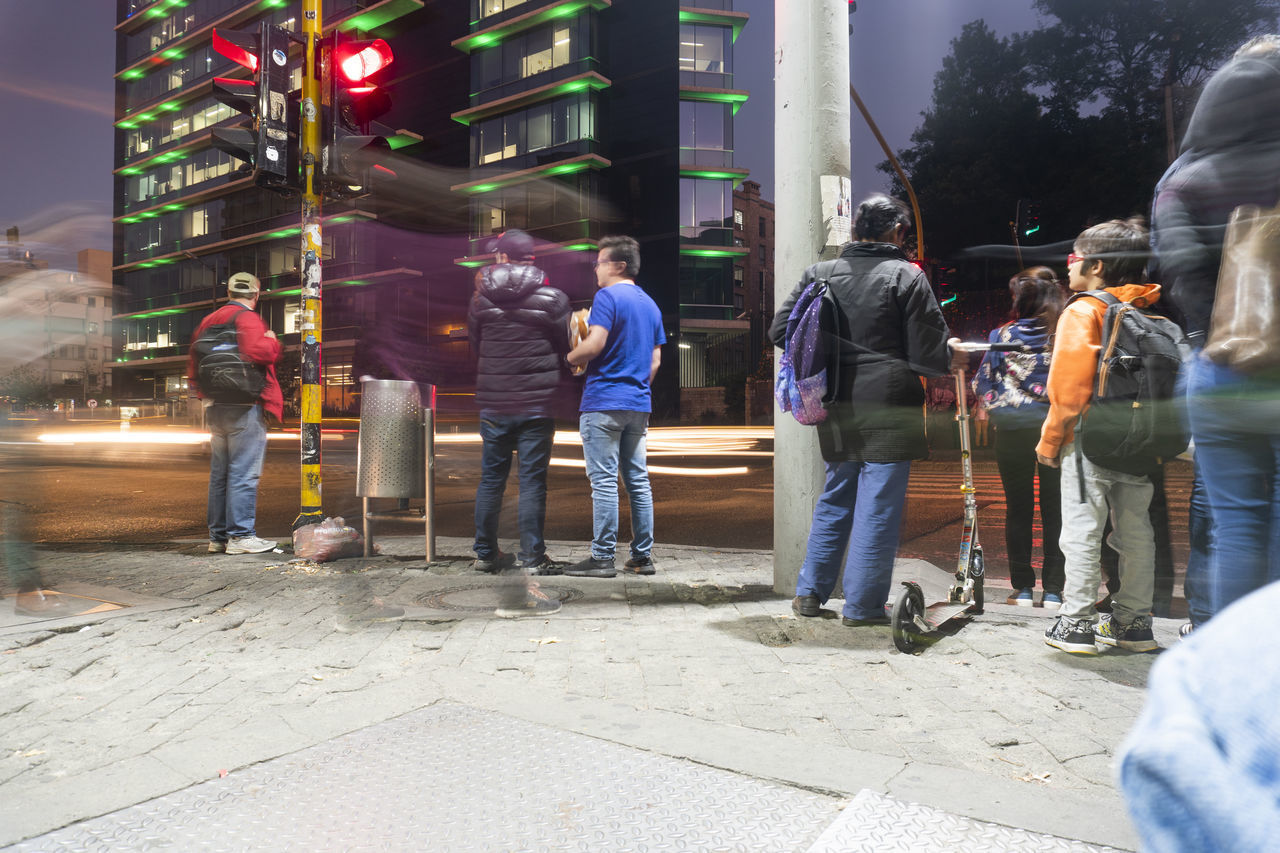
[806,789,1124,853]
[11,702,839,852]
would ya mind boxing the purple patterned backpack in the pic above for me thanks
[776,272,837,425]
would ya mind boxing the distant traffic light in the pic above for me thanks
[320,35,395,198]
[210,23,296,195]
[1019,200,1041,237]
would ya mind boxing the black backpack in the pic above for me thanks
[1074,290,1190,475]
[192,305,266,404]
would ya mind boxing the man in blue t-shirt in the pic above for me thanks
[564,235,666,578]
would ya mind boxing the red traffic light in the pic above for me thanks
[213,28,259,73]
[335,39,393,82]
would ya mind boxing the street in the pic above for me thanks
[1,424,1194,598]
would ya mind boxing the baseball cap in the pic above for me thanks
[495,229,536,261]
[227,271,261,295]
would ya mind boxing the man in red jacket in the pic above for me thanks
[188,272,282,555]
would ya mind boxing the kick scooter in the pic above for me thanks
[891,341,1024,654]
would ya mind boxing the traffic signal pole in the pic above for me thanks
[772,0,851,594]
[296,0,325,528]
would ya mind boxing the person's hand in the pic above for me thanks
[946,337,969,373]
[264,329,277,339]
[1037,452,1059,468]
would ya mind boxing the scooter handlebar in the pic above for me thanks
[950,341,1038,354]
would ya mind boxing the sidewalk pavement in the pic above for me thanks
[0,535,1168,850]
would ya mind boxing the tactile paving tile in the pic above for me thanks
[805,789,1124,853]
[11,702,839,852]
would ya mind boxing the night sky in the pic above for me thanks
[0,1,1042,254]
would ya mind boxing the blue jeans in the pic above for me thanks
[797,460,911,620]
[1185,464,1212,626]
[580,410,653,561]
[473,414,555,565]
[1187,354,1280,617]
[207,403,268,541]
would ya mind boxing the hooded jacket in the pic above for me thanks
[1151,50,1280,341]
[1035,283,1163,461]
[769,242,952,463]
[468,262,571,415]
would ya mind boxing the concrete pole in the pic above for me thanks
[772,0,851,595]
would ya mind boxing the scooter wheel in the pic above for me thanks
[969,547,985,615]
[891,582,927,654]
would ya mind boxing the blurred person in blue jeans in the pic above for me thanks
[468,229,571,577]
[564,235,665,579]
[973,267,1065,610]
[1118,579,1280,852]
[769,195,956,625]
[1150,35,1280,625]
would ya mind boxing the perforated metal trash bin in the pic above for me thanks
[356,379,425,499]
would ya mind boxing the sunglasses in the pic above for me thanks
[1067,252,1085,267]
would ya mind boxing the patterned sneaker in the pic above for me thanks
[1041,592,1062,611]
[1007,588,1034,606]
[1096,614,1159,652]
[1044,615,1098,655]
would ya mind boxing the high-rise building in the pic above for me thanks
[110,1,470,416]
[110,0,751,421]
[451,0,751,419]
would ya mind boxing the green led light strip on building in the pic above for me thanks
[337,0,424,33]
[680,167,750,186]
[677,9,748,42]
[452,72,611,126]
[452,0,611,54]
[680,247,748,259]
[453,154,609,195]
[680,88,749,115]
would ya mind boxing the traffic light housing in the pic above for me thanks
[211,23,296,195]
[321,35,395,198]
[1019,200,1041,237]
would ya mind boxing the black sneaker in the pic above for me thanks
[842,614,890,627]
[622,555,656,575]
[564,556,617,578]
[473,552,514,574]
[520,555,564,576]
[1044,615,1098,655]
[495,582,563,618]
[1096,614,1159,653]
[792,595,820,617]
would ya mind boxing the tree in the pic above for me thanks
[0,366,53,407]
[887,2,1279,265]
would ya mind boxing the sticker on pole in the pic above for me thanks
[821,175,853,248]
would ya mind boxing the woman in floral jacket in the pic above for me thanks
[973,267,1066,609]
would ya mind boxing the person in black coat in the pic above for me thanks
[468,229,571,578]
[770,195,957,625]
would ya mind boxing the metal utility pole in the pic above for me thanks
[772,0,851,594]
[296,0,325,528]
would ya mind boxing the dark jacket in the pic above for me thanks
[769,242,952,462]
[468,263,571,415]
[1151,51,1280,341]
[187,302,283,420]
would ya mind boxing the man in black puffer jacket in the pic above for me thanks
[468,229,571,578]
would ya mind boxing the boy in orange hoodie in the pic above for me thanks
[1036,218,1161,655]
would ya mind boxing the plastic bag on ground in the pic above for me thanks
[292,516,366,562]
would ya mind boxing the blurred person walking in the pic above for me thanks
[770,195,958,626]
[1150,35,1280,627]
[973,267,1065,609]
[467,229,571,580]
[564,235,665,578]
[188,272,281,555]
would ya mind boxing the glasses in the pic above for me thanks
[1066,252,1085,267]
[593,258,621,269]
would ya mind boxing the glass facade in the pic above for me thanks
[473,93,596,165]
[472,19,589,95]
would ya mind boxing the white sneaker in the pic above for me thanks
[226,535,277,554]
[208,541,226,553]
